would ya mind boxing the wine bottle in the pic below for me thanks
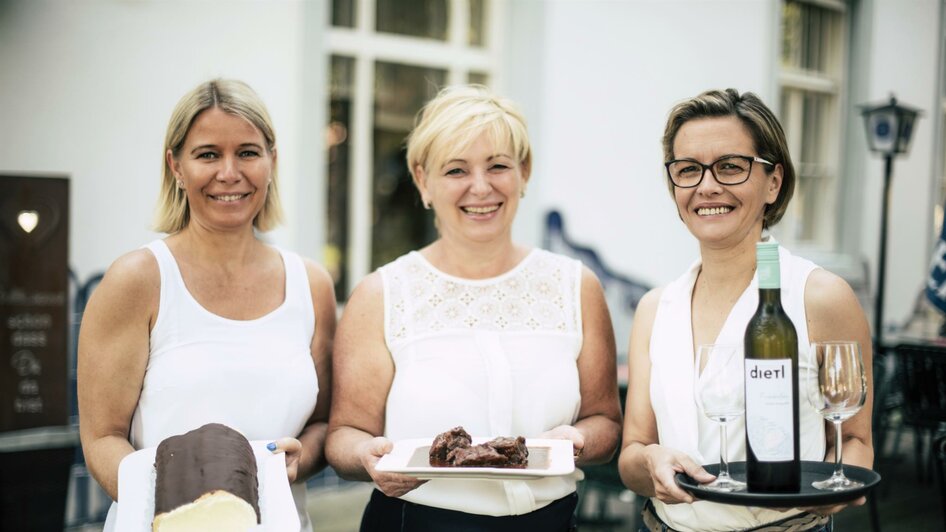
[744,241,800,492]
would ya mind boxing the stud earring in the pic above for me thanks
[176,179,184,189]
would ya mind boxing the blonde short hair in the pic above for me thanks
[662,88,795,229]
[406,85,531,183]
[154,79,283,233]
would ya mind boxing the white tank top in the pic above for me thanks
[380,249,584,516]
[649,243,826,531]
[103,239,318,531]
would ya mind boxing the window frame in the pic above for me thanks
[327,0,502,296]
[777,0,849,250]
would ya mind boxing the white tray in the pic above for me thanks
[116,440,300,531]
[375,437,575,480]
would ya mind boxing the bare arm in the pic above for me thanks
[618,287,713,503]
[280,260,337,483]
[806,269,874,469]
[77,250,158,501]
[554,267,623,465]
[325,273,423,496]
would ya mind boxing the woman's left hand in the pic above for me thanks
[268,437,304,483]
[799,496,866,516]
[539,425,585,459]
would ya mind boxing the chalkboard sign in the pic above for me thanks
[0,175,69,431]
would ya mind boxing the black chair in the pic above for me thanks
[543,210,651,530]
[935,433,946,528]
[894,343,946,483]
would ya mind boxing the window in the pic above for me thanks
[778,0,847,248]
[326,0,498,299]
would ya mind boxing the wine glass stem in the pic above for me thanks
[832,419,844,477]
[719,420,730,479]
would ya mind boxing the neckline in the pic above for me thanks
[409,248,538,286]
[158,239,289,324]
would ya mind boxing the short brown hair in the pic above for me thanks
[662,88,795,229]
[154,79,283,233]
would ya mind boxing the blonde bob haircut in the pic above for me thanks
[406,85,531,185]
[662,88,795,230]
[154,79,283,233]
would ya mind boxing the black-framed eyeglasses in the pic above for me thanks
[664,155,775,188]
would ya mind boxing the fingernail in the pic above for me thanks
[266,442,277,451]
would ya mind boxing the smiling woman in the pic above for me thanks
[618,89,874,532]
[325,85,623,532]
[168,108,275,233]
[77,79,337,532]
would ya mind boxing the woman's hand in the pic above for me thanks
[358,437,426,497]
[268,437,304,483]
[794,496,866,516]
[643,444,714,504]
[539,425,585,459]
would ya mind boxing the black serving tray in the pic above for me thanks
[675,461,880,508]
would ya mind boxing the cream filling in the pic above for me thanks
[697,206,732,216]
[152,491,257,532]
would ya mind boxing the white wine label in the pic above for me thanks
[745,359,794,461]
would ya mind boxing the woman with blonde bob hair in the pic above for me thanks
[326,84,622,531]
[79,79,336,531]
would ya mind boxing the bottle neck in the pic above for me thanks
[758,287,783,307]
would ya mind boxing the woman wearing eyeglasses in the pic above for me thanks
[617,89,874,531]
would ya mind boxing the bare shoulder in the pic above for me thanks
[98,248,160,301]
[342,271,385,316]
[635,286,666,327]
[805,268,869,340]
[579,265,606,296]
[804,268,861,316]
[82,248,160,328]
[301,257,336,296]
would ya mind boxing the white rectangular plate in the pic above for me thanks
[375,437,575,480]
[117,440,299,531]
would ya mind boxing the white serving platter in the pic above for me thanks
[116,440,299,531]
[375,437,575,480]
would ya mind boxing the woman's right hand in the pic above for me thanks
[359,436,426,497]
[643,444,714,504]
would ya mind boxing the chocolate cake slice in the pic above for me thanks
[428,427,529,468]
[428,426,472,467]
[152,423,260,531]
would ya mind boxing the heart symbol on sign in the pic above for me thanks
[17,210,39,234]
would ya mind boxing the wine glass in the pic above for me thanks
[807,341,868,490]
[694,344,746,492]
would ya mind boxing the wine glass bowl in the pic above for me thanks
[694,344,746,492]
[807,341,868,491]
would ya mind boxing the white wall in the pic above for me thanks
[859,0,941,328]
[1,0,939,330]
[509,0,779,288]
[0,0,325,283]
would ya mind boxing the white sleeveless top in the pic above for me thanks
[380,249,584,516]
[649,244,826,532]
[103,239,318,531]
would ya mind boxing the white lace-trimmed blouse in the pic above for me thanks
[379,249,585,516]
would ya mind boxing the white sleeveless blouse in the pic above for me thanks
[380,249,584,516]
[103,239,318,531]
[649,244,826,532]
